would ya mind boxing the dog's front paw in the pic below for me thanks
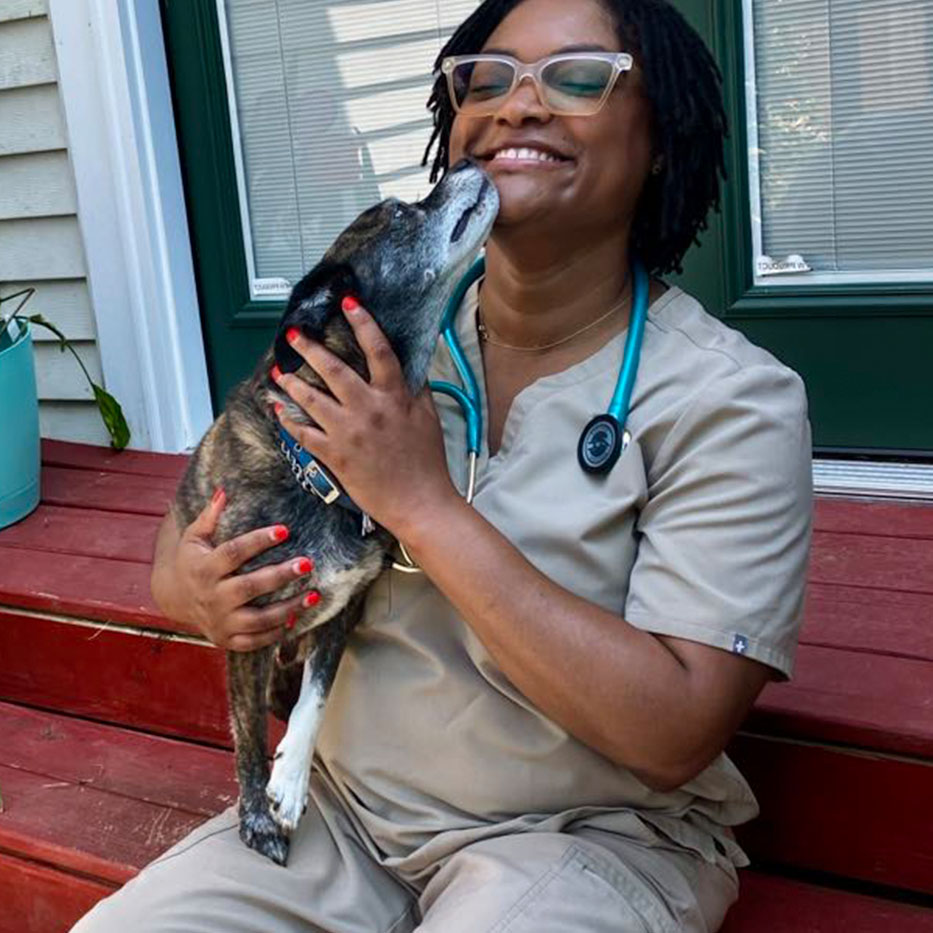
[266,753,311,832]
[239,804,290,865]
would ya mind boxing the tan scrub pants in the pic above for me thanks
[72,772,739,933]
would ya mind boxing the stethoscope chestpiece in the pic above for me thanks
[577,414,628,475]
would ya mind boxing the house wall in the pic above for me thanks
[0,0,108,444]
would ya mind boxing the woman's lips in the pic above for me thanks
[480,147,574,171]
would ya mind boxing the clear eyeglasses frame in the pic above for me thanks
[441,52,635,117]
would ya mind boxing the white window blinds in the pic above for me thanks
[745,0,933,285]
[218,0,479,298]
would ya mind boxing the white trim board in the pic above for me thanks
[47,0,212,452]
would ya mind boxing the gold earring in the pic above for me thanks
[651,159,664,176]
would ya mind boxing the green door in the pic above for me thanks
[162,0,933,456]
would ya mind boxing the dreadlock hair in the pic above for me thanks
[422,0,728,277]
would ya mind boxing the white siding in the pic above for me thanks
[1,279,94,338]
[0,84,64,154]
[0,0,48,22]
[0,150,76,217]
[0,0,108,445]
[0,17,56,89]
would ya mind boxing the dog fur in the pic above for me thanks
[173,159,497,864]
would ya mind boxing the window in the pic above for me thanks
[744,0,933,287]
[217,0,477,299]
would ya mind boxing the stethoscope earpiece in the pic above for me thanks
[578,414,627,474]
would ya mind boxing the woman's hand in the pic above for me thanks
[272,297,458,536]
[150,489,318,651]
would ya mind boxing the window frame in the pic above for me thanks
[714,1,933,321]
[162,0,285,332]
[741,0,933,290]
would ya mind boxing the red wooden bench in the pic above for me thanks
[1,440,932,932]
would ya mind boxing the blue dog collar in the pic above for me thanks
[277,426,374,534]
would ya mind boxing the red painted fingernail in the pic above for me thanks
[285,611,296,630]
[342,295,360,313]
[270,364,282,381]
[272,525,289,543]
[294,557,313,575]
[286,327,301,344]
[274,402,284,416]
[303,591,321,608]
[211,487,226,507]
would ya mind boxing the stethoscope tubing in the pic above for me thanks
[435,256,487,459]
[607,260,649,422]
[392,253,648,572]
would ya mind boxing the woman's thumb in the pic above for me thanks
[188,486,226,541]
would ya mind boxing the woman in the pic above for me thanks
[74,0,812,930]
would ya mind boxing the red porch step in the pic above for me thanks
[2,701,932,933]
[1,440,933,930]
[720,874,933,933]
[0,702,235,933]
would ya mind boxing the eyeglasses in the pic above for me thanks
[441,52,634,117]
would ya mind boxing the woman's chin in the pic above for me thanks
[490,191,562,232]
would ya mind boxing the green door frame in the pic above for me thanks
[160,0,288,410]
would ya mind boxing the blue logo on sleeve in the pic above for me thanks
[732,634,749,655]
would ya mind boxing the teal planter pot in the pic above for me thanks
[0,321,40,529]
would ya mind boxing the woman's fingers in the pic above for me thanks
[225,628,285,653]
[223,591,315,652]
[281,300,403,400]
[340,297,404,388]
[276,409,331,462]
[207,522,292,580]
[284,328,363,405]
[273,372,341,431]
[216,553,316,612]
[185,486,227,546]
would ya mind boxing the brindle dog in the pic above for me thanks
[174,159,498,864]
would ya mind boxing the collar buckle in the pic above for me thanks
[278,427,349,509]
[300,458,341,505]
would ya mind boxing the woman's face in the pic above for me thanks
[448,0,654,240]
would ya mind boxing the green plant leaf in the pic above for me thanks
[92,383,131,450]
[22,313,132,450]
[25,313,68,351]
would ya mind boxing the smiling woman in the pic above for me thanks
[74,1,812,932]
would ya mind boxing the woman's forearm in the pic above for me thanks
[398,496,712,790]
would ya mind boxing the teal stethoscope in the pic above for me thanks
[430,253,650,500]
[393,254,649,573]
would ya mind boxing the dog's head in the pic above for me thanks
[273,159,498,390]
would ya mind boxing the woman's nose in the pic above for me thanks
[493,75,552,124]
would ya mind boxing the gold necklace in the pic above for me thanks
[477,277,632,353]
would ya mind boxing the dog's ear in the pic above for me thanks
[273,264,359,373]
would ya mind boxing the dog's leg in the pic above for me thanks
[266,595,364,831]
[269,637,303,723]
[227,646,290,865]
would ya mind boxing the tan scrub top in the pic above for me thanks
[316,282,813,886]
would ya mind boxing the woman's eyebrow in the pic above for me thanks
[481,43,613,55]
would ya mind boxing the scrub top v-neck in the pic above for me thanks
[454,281,643,471]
